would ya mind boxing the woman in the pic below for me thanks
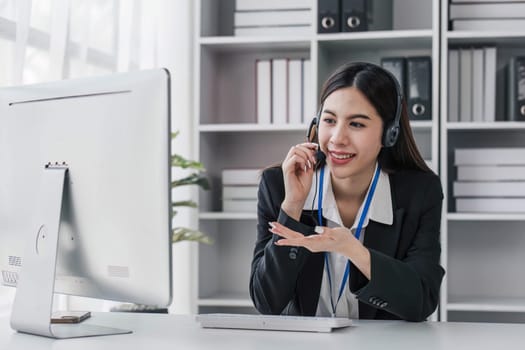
[250,62,444,322]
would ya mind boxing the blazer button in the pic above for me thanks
[369,297,377,303]
[289,248,298,260]
[380,302,388,308]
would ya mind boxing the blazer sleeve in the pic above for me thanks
[249,168,317,315]
[354,174,445,321]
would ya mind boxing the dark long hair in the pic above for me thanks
[319,62,430,173]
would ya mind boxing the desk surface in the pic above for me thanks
[1,312,524,349]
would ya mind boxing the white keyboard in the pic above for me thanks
[195,313,352,333]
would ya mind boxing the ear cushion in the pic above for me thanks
[307,117,318,143]
[383,123,400,148]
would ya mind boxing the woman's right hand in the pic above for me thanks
[281,142,319,220]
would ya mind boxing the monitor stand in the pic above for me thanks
[10,163,132,339]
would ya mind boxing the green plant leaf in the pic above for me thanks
[172,227,213,244]
[171,173,210,190]
[172,200,197,208]
[171,154,205,170]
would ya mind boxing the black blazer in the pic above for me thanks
[249,166,445,322]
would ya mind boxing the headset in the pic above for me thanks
[306,63,403,157]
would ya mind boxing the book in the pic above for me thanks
[453,181,525,197]
[483,47,497,122]
[456,198,525,213]
[222,199,258,213]
[272,59,288,125]
[472,48,484,122]
[450,3,525,19]
[452,19,525,32]
[234,26,312,37]
[223,186,259,199]
[448,50,460,122]
[256,59,271,124]
[234,10,311,27]
[222,169,261,185]
[457,165,525,181]
[236,0,311,11]
[303,59,314,122]
[459,48,472,122]
[455,148,525,165]
[288,59,303,125]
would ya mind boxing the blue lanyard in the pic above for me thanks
[317,164,381,317]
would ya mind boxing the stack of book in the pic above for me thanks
[256,58,313,125]
[453,148,525,213]
[234,0,312,37]
[221,169,261,213]
[447,47,497,123]
[450,1,525,32]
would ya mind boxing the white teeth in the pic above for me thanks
[331,153,354,159]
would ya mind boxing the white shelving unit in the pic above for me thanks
[440,0,525,323]
[194,0,440,315]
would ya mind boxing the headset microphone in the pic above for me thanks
[315,147,326,165]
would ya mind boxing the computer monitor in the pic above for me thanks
[0,69,172,338]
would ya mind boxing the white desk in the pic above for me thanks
[1,312,523,349]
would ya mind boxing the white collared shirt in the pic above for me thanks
[302,163,393,318]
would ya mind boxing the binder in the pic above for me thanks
[448,50,459,122]
[483,47,497,122]
[256,59,271,125]
[471,49,484,122]
[456,198,525,213]
[341,0,367,32]
[235,0,311,11]
[508,56,525,121]
[457,165,525,181]
[288,59,303,125]
[380,57,406,97]
[318,0,340,33]
[453,181,525,197]
[459,49,472,122]
[450,3,525,20]
[455,148,525,166]
[272,59,288,125]
[234,10,311,27]
[407,57,432,120]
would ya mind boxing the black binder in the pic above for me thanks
[318,0,340,33]
[381,57,406,97]
[508,56,525,121]
[407,56,432,120]
[341,0,367,32]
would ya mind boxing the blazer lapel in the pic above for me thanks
[364,208,405,258]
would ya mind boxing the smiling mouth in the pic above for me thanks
[329,151,356,160]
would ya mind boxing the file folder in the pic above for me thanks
[508,56,525,121]
[407,56,432,120]
[318,0,340,33]
[341,0,367,32]
[381,57,406,97]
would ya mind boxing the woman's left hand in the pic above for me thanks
[269,221,355,255]
[269,221,372,279]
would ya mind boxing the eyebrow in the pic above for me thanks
[322,109,371,120]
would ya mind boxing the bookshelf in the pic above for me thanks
[440,0,525,323]
[194,0,440,315]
